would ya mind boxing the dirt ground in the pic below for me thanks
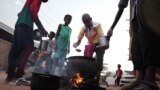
[0,71,120,90]
[0,71,30,90]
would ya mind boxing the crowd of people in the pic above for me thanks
[4,0,160,90]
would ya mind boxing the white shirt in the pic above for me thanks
[47,39,55,54]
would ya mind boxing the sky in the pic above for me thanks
[0,0,133,71]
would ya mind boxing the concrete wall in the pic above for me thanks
[0,39,11,70]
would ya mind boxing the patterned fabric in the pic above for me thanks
[78,22,104,45]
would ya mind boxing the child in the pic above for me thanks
[45,31,56,73]
[50,14,72,76]
[114,64,123,86]
[34,31,55,74]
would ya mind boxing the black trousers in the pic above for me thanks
[7,24,34,78]
[94,47,105,82]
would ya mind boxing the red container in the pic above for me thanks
[84,45,94,58]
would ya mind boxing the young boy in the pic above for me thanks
[34,31,55,74]
[45,31,56,73]
[50,14,72,76]
[114,64,123,86]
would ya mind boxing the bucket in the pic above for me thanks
[84,45,94,57]
[32,29,42,41]
[98,36,110,49]
[30,73,60,90]
[41,40,49,51]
